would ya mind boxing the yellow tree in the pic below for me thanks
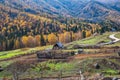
[86,30,91,37]
[21,36,28,47]
[27,35,35,47]
[58,33,65,43]
[48,33,58,45]
[64,32,71,43]
[35,35,41,46]
[14,38,20,49]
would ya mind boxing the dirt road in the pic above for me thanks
[109,34,120,43]
[74,53,115,59]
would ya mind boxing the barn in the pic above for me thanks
[52,42,64,50]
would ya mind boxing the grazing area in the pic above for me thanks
[0,32,120,80]
[65,32,118,49]
[0,0,120,79]
[0,46,52,61]
[115,33,120,39]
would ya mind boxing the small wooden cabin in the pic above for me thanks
[53,42,64,50]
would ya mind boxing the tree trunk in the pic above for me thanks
[13,73,19,80]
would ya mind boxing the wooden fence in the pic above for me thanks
[19,70,85,80]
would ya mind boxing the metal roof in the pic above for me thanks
[55,42,64,48]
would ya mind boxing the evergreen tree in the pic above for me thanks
[82,31,86,38]
[40,34,46,46]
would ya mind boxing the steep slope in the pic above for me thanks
[77,1,109,19]
[0,0,120,51]
[0,0,71,16]
[1,0,120,21]
[1,2,104,51]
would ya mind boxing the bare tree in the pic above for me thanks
[7,61,31,80]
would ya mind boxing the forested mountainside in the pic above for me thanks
[0,4,101,51]
[0,0,120,51]
[1,0,120,21]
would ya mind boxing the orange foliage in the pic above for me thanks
[48,33,58,44]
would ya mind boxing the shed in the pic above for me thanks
[53,42,64,50]
[78,49,84,54]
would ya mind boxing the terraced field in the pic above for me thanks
[65,32,118,49]
[0,32,119,61]
[0,32,120,79]
[0,46,52,61]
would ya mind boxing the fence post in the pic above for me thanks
[79,70,85,80]
[40,71,43,79]
[79,70,81,80]
[58,70,62,80]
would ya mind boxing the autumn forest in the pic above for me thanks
[0,0,120,51]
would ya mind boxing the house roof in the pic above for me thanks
[55,42,64,48]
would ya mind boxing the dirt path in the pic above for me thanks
[109,33,120,43]
[1,33,119,62]
[74,53,115,59]
[98,33,120,45]
[12,54,37,61]
[0,49,118,62]
[0,52,115,62]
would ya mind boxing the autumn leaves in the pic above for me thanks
[20,30,92,48]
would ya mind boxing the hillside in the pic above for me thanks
[1,0,120,22]
[0,3,104,51]
[0,0,120,51]
[0,0,120,79]
[0,32,120,79]
[0,32,119,61]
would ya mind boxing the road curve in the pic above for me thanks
[109,34,120,43]
[98,33,120,46]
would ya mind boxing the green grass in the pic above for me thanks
[115,32,120,39]
[0,47,99,61]
[65,32,120,49]
[12,60,79,78]
[65,32,113,49]
[3,61,78,78]
[0,61,13,68]
[0,32,120,78]
[73,32,112,44]
[105,32,120,47]
[32,60,77,71]
[19,58,120,78]
[108,32,120,46]
[0,45,52,60]
[0,32,119,60]
[0,45,52,78]
[1,58,120,78]
[102,69,119,76]
[0,61,13,78]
